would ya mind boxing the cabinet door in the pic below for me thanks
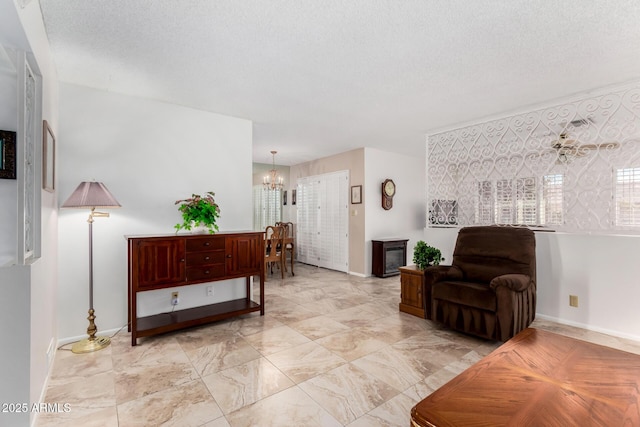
[226,234,262,276]
[401,274,423,310]
[133,238,186,288]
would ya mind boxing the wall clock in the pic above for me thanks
[382,179,395,210]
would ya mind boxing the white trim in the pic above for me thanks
[348,271,367,278]
[56,326,124,347]
[535,314,640,343]
[426,79,640,136]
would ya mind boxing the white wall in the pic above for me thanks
[0,1,60,426]
[0,60,18,265]
[0,265,30,427]
[364,148,425,276]
[57,83,253,341]
[424,227,640,341]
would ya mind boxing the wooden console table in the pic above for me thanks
[127,231,264,346]
[411,328,640,426]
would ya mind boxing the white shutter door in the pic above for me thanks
[318,177,330,267]
[317,171,349,271]
[296,178,311,264]
[309,178,320,264]
[296,171,349,272]
[337,173,349,271]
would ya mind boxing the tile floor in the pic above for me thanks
[36,264,640,426]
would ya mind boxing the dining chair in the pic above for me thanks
[276,221,295,276]
[264,225,285,278]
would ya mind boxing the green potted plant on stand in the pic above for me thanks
[398,240,445,319]
[175,191,220,234]
[412,240,444,270]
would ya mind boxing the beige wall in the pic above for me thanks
[289,148,366,275]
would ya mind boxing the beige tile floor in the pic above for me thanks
[36,263,640,426]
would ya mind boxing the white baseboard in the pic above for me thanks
[57,326,126,347]
[535,313,640,343]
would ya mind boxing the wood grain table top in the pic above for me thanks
[411,328,640,426]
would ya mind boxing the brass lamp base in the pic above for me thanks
[71,308,110,354]
[71,336,111,354]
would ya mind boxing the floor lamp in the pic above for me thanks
[62,181,121,354]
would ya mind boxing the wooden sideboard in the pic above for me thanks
[127,231,264,346]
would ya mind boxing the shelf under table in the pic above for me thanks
[135,298,261,338]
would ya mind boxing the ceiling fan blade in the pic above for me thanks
[574,141,620,154]
[596,141,620,149]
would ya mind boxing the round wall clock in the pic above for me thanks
[382,179,395,210]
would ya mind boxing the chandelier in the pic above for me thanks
[263,150,284,190]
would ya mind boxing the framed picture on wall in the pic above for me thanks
[351,185,362,204]
[43,120,55,192]
[0,130,17,180]
[292,189,297,205]
[283,190,287,205]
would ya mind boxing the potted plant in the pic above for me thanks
[413,240,444,270]
[174,191,220,234]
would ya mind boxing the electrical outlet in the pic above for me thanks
[206,286,214,296]
[569,295,579,307]
[171,291,179,306]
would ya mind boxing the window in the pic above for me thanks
[516,177,537,225]
[615,167,640,226]
[496,179,514,224]
[475,175,562,226]
[253,186,281,231]
[542,174,563,225]
[430,199,458,225]
[476,181,493,224]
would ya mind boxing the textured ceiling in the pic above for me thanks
[39,0,640,165]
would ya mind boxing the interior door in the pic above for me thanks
[296,170,349,272]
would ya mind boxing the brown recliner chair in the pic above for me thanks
[425,226,536,341]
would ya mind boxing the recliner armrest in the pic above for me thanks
[490,274,531,292]
[424,265,464,284]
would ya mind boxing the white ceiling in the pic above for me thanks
[39,0,640,166]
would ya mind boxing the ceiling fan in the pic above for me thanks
[548,133,620,163]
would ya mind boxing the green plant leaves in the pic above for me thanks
[174,192,220,234]
[413,240,444,269]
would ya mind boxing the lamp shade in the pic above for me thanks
[62,181,121,209]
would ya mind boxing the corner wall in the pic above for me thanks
[0,1,60,426]
[57,83,253,341]
[364,148,425,276]
[290,148,365,274]
[290,147,426,277]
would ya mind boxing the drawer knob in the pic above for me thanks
[205,270,210,274]
[226,254,232,258]
[204,256,210,260]
[204,242,210,246]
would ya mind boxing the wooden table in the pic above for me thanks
[411,328,640,426]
